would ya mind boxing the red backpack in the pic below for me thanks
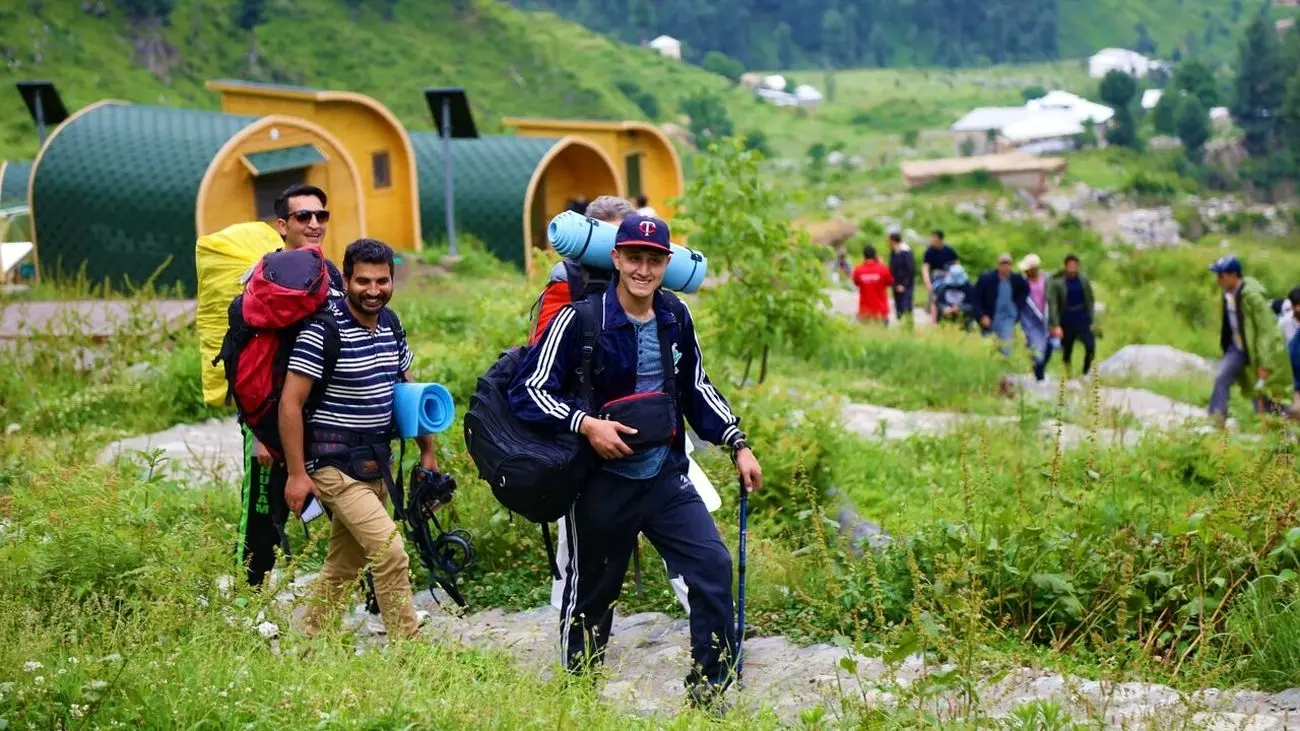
[213,246,335,460]
[529,261,612,345]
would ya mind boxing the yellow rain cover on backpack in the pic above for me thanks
[196,222,281,407]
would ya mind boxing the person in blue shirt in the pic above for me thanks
[1288,288,1300,417]
[509,215,762,709]
[973,253,1029,356]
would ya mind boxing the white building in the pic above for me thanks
[999,111,1085,154]
[1029,90,1115,125]
[1089,48,1156,79]
[1141,89,1163,110]
[648,35,681,61]
[794,84,823,107]
[755,87,799,107]
[761,74,787,91]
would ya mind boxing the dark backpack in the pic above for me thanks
[213,247,333,460]
[464,297,599,524]
[529,261,611,346]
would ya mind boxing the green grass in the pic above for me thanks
[4,193,1300,725]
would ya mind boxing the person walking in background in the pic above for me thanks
[634,194,657,218]
[1019,254,1054,381]
[888,232,916,323]
[921,230,958,322]
[852,245,893,323]
[1048,254,1097,379]
[1288,288,1300,417]
[1207,255,1290,424]
[973,253,1028,357]
[932,263,975,330]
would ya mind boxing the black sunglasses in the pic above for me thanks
[290,209,330,224]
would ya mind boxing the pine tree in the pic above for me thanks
[1099,70,1140,148]
[233,0,266,30]
[1177,96,1211,162]
[1231,12,1286,156]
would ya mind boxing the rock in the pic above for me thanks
[1116,208,1182,248]
[1268,687,1300,712]
[1190,713,1281,731]
[1097,345,1216,380]
[840,402,1014,441]
[97,416,243,484]
[827,487,891,551]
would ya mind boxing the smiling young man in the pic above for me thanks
[278,239,437,639]
[509,214,762,708]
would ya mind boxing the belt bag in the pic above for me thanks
[599,392,677,452]
[308,429,392,482]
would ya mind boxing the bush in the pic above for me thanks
[615,79,660,120]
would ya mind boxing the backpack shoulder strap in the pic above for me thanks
[306,310,341,411]
[570,297,598,410]
[657,291,687,399]
[563,260,586,303]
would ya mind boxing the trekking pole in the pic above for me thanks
[736,474,748,684]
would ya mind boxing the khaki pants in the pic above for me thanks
[302,467,419,640]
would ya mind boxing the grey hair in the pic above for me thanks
[585,195,636,223]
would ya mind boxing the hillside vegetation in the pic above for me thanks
[521,0,1269,70]
[0,0,809,162]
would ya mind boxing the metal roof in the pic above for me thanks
[242,144,326,176]
[0,161,31,207]
[951,107,1034,132]
[31,102,258,292]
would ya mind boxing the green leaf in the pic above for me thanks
[884,630,921,665]
[1031,572,1076,594]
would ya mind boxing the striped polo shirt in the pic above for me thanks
[287,301,412,434]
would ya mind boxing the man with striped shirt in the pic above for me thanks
[279,239,437,640]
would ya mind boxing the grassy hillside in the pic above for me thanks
[0,0,813,161]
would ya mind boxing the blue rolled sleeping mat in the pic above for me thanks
[547,210,708,294]
[393,382,456,438]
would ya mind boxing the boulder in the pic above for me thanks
[1096,345,1216,381]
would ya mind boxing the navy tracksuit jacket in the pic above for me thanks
[508,285,746,687]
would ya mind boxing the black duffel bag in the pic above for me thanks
[463,299,598,525]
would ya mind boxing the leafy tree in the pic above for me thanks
[116,0,174,21]
[1280,73,1300,162]
[1021,85,1047,102]
[1176,96,1211,163]
[233,0,267,31]
[701,51,744,82]
[680,93,733,147]
[1152,90,1180,135]
[616,80,660,120]
[901,129,920,147]
[1099,70,1139,149]
[1172,59,1220,108]
[773,21,795,68]
[1135,22,1157,55]
[1231,12,1286,156]
[742,129,772,157]
[676,139,828,383]
[820,7,850,68]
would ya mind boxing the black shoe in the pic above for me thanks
[686,681,731,715]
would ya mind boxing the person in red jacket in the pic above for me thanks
[852,245,894,322]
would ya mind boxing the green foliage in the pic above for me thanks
[1120,169,1192,202]
[232,0,266,30]
[1176,95,1212,163]
[1172,58,1221,108]
[1151,90,1181,135]
[741,128,771,157]
[901,129,920,148]
[700,50,744,83]
[1021,85,1048,102]
[677,139,828,373]
[116,0,175,21]
[615,80,661,120]
[1280,73,1300,162]
[1100,70,1140,149]
[1232,12,1287,156]
[680,92,734,148]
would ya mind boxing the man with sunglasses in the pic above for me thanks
[236,184,344,587]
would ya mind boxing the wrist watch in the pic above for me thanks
[729,438,750,461]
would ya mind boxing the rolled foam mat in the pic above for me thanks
[547,210,708,294]
[393,383,456,437]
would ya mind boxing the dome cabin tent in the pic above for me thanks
[410,88,620,274]
[28,100,363,292]
[0,160,30,209]
[502,117,685,225]
[207,80,421,253]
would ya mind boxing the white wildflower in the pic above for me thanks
[67,657,78,665]
[197,594,209,607]
[57,668,67,676]
[87,680,108,691]
[100,654,122,663]
[22,661,42,673]
[69,703,86,718]
[33,676,44,685]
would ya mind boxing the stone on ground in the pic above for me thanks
[98,416,242,483]
[1096,345,1216,381]
[841,402,1014,440]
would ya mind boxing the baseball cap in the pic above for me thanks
[615,214,672,253]
[997,252,1013,264]
[1018,253,1041,271]
[1209,255,1242,275]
